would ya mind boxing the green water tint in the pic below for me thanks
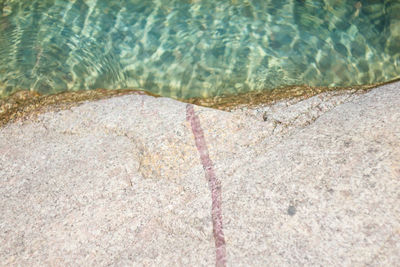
[0,0,399,100]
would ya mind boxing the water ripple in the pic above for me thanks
[0,0,399,99]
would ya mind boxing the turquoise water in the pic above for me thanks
[1,0,400,99]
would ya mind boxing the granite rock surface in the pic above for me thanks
[1,82,399,266]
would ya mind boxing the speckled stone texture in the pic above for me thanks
[1,82,399,266]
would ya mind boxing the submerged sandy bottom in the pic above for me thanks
[0,82,399,266]
[0,81,387,127]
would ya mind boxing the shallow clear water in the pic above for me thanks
[1,0,400,99]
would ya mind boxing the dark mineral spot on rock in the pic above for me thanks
[343,140,352,147]
[262,112,268,121]
[287,205,296,216]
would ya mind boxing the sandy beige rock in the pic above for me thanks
[1,82,399,266]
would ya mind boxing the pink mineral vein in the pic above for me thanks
[186,104,227,267]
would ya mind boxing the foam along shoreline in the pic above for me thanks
[0,81,399,265]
